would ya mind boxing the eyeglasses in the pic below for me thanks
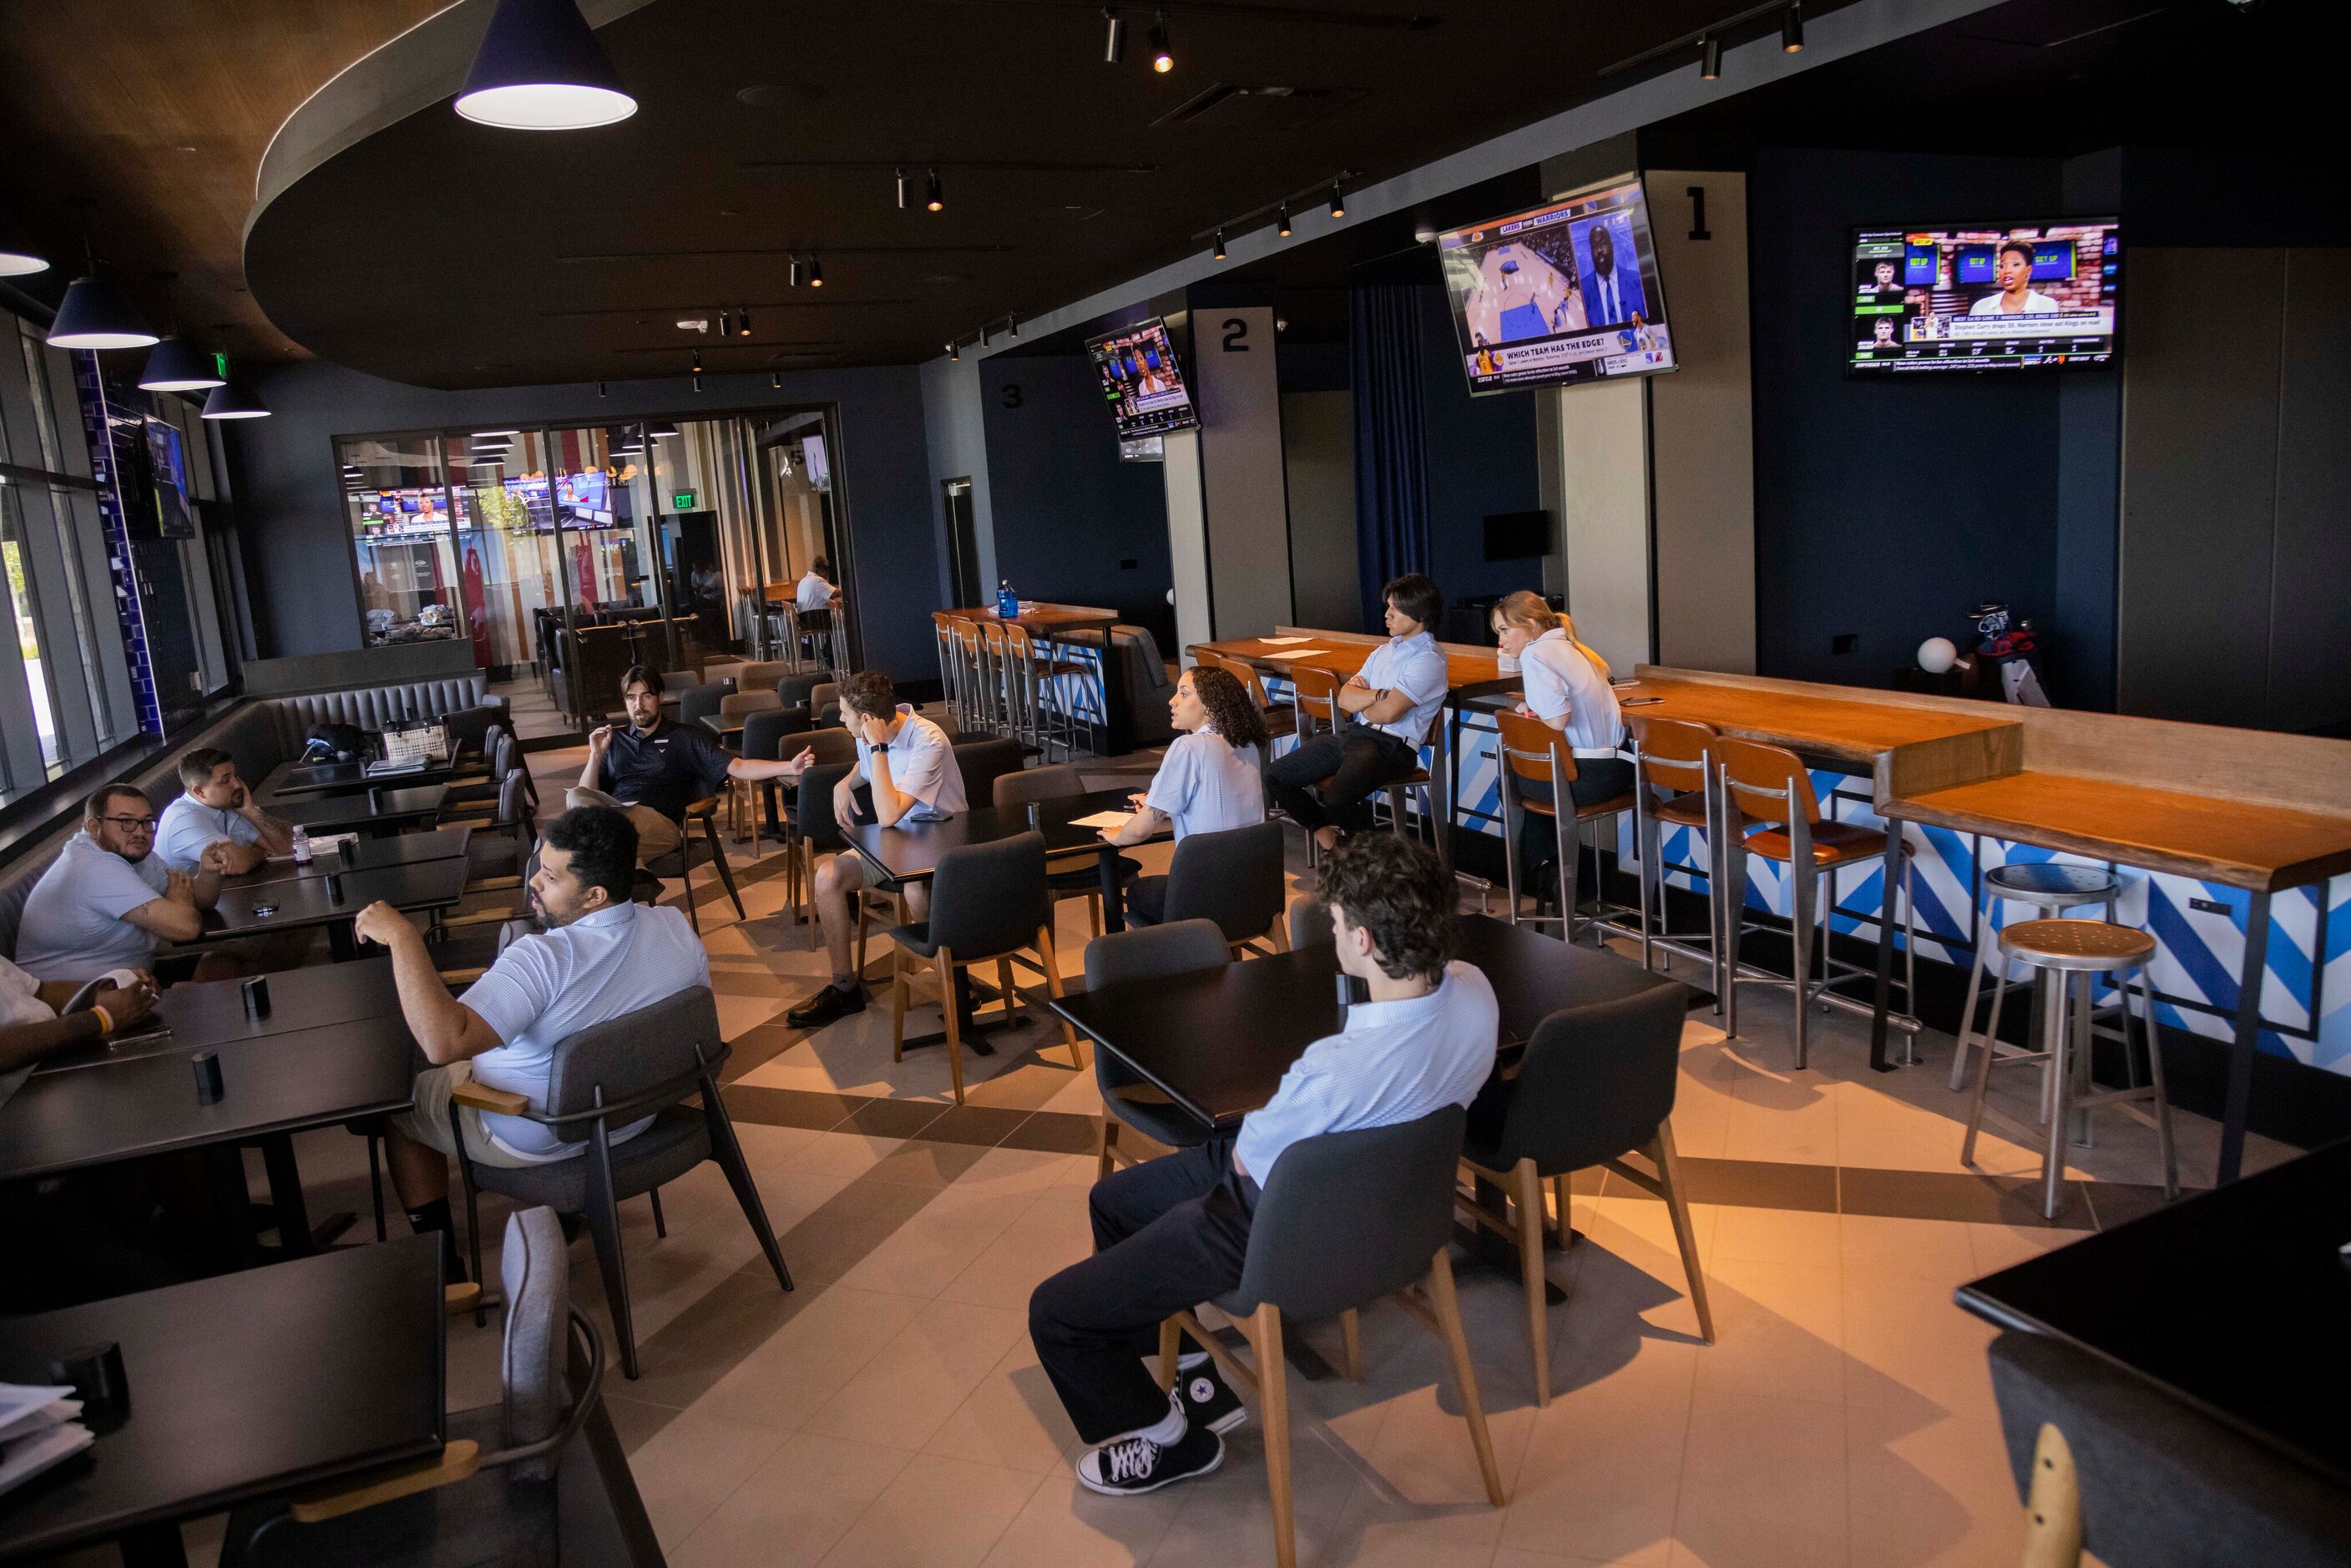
[98,816,158,832]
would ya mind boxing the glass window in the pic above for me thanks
[448,429,566,678]
[0,480,61,778]
[340,434,463,648]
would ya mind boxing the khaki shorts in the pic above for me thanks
[393,1062,553,1170]
[566,788,684,863]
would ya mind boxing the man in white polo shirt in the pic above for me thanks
[155,748,293,875]
[1262,571,1451,854]
[783,670,968,1027]
[352,804,707,1276]
[1029,834,1498,1496]
[795,556,837,612]
[17,784,225,983]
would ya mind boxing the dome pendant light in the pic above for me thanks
[48,273,158,350]
[0,236,48,277]
[455,0,638,130]
[200,365,270,420]
[138,336,225,392]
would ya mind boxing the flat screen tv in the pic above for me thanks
[1848,220,2120,373]
[556,468,613,527]
[1438,175,1676,395]
[142,416,196,539]
[1085,318,1198,438]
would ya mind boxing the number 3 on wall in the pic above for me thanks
[999,383,1023,408]
[1221,317,1249,352]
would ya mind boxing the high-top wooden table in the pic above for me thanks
[1189,630,1514,873]
[952,602,1136,756]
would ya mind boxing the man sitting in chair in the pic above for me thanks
[352,806,708,1279]
[573,665,809,867]
[1028,834,1497,1496]
[782,670,967,1028]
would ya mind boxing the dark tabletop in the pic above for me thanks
[0,1237,445,1560]
[845,788,1159,883]
[1054,914,1686,1130]
[32,959,405,1073]
[1955,1136,2351,1488]
[226,825,474,888]
[205,857,470,939]
[270,785,447,833]
[0,1014,419,1182]
[259,756,456,801]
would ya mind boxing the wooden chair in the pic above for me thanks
[1494,710,1636,944]
[1201,651,1295,742]
[1628,714,1726,1001]
[1287,664,1429,846]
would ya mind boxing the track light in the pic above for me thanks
[807,255,824,287]
[771,371,782,389]
[455,0,637,130]
[1103,8,1124,63]
[1700,33,1721,78]
[738,307,751,337]
[896,167,908,210]
[1149,10,1172,72]
[1782,1,1803,52]
[789,257,801,287]
[1213,229,1226,260]
[1008,314,1019,340]
[1277,203,1292,239]
[948,340,959,361]
[692,349,702,374]
[717,308,731,336]
[1329,181,1344,220]
[925,167,944,212]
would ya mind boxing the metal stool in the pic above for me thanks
[1960,918,2178,1220]
[1629,715,1725,1006]
[1948,862,2123,1092]
[931,610,963,717]
[1495,711,1636,945]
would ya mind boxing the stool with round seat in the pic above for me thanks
[1961,918,2178,1221]
[1629,715,1726,1004]
[1948,862,2125,1092]
[1495,710,1636,944]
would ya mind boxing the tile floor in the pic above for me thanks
[175,737,2291,1567]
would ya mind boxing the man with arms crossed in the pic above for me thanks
[1029,835,1498,1495]
[353,806,708,1277]
[574,665,809,866]
[154,748,292,875]
[783,670,968,1027]
[17,784,227,983]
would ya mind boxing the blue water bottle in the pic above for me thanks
[996,579,1018,619]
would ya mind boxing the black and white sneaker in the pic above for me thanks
[1076,1424,1223,1497]
[1177,1358,1247,1435]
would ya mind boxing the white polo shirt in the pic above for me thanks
[855,706,967,814]
[1234,960,1499,1185]
[796,573,834,612]
[1519,629,1625,757]
[154,794,260,874]
[1355,631,1450,747]
[459,900,710,1161]
[0,956,54,1028]
[1145,729,1263,841]
[15,832,172,983]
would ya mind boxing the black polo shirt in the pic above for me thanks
[597,719,733,822]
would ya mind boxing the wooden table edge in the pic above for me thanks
[1883,792,2351,893]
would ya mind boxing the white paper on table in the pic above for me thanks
[1261,648,1327,660]
[1257,636,1316,645]
[0,1421,94,1497]
[1069,812,1135,831]
[0,1388,74,1434]
[0,1398,78,1445]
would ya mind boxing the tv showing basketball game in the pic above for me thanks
[1848,220,2120,373]
[1438,175,1676,395]
[1086,317,1198,438]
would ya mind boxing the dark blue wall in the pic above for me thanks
[978,352,1176,653]
[1749,146,2077,692]
[1417,285,1541,637]
[228,361,940,685]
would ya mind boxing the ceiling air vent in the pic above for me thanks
[1151,84,1356,131]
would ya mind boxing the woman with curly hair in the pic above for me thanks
[1100,665,1270,924]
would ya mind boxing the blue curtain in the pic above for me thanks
[1349,281,1431,630]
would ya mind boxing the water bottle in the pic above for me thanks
[291,826,311,865]
[996,579,1018,619]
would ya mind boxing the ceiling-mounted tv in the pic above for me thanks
[1848,219,2120,373]
[1438,174,1676,395]
[1086,317,1198,438]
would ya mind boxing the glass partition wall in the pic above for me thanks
[336,407,851,730]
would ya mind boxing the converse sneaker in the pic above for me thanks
[1177,1357,1246,1434]
[1076,1424,1223,1497]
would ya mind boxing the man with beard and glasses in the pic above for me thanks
[351,806,708,1280]
[18,783,226,983]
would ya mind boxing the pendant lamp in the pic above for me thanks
[455,0,638,130]
[200,375,270,420]
[139,336,225,392]
[48,275,158,350]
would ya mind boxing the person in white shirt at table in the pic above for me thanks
[1492,591,1631,907]
[1029,834,1497,1496]
[1261,572,1450,854]
[781,670,968,1029]
[1103,665,1269,925]
[154,748,292,876]
[795,557,837,613]
[0,953,157,1078]
[354,805,708,1280]
[17,784,226,984]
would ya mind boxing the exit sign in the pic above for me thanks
[671,490,697,509]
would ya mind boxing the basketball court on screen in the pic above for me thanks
[1459,241,1580,345]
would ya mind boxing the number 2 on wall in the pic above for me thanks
[1221,318,1249,352]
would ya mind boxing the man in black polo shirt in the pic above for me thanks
[571,665,808,864]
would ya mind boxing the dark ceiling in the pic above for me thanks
[240,0,1866,388]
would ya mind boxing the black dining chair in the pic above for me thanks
[883,831,1079,1104]
[776,670,828,711]
[1285,893,1334,950]
[220,1207,657,1566]
[1456,983,1711,1406]
[1081,918,1228,1178]
[675,680,731,728]
[993,763,1140,936]
[447,988,793,1379]
[461,769,536,892]
[639,791,746,933]
[952,736,1026,806]
[1128,820,1287,956]
[741,705,814,852]
[790,756,906,966]
[1160,1105,1505,1568]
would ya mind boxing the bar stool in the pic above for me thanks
[1718,737,1918,1070]
[1628,715,1725,1004]
[1494,711,1636,944]
[1961,919,2178,1220]
[1004,624,1090,762]
[931,610,963,718]
[1948,862,2124,1092]
[1288,664,1430,849]
[1201,652,1296,745]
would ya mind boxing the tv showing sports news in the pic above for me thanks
[142,416,196,539]
[1438,175,1676,395]
[556,468,613,527]
[1086,318,1197,438]
[1848,220,2120,373]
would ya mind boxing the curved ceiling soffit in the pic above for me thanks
[243,0,659,339]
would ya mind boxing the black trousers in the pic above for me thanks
[1029,1136,1257,1444]
[1263,727,1421,835]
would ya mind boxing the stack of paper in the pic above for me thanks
[1070,811,1135,832]
[0,1384,93,1498]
